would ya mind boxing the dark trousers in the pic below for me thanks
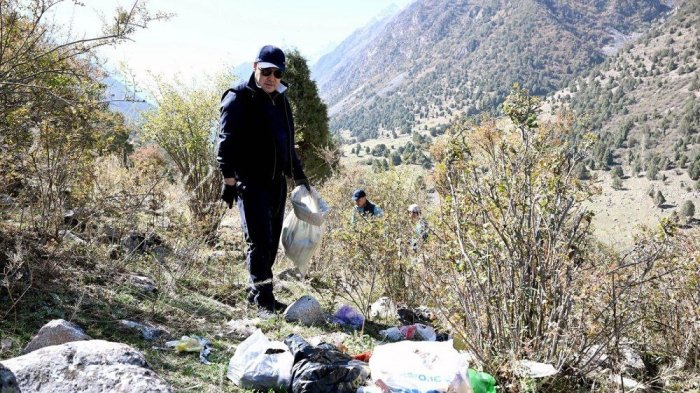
[237,178,287,304]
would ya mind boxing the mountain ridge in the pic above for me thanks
[319,0,671,141]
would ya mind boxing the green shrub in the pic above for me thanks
[423,86,599,376]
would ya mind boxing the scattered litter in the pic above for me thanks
[352,351,372,362]
[514,360,558,378]
[369,297,397,320]
[221,318,260,341]
[227,329,293,391]
[369,340,470,392]
[468,369,497,393]
[379,323,436,342]
[284,333,370,393]
[331,304,365,329]
[165,335,212,364]
[397,306,437,325]
[119,320,168,341]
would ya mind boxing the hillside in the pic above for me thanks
[310,4,400,85]
[554,0,700,180]
[320,0,670,141]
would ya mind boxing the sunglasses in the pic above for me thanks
[259,67,283,78]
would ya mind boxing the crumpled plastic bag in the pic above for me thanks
[369,340,471,392]
[165,335,212,364]
[379,323,437,342]
[290,186,330,226]
[281,186,330,278]
[227,329,294,391]
[284,333,370,393]
[330,304,365,329]
[469,369,497,393]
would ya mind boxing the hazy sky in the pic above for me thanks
[51,0,413,83]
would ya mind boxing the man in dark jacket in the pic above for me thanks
[216,45,309,314]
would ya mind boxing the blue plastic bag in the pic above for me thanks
[330,305,365,329]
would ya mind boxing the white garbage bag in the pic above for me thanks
[281,186,330,278]
[369,340,471,392]
[290,185,330,226]
[227,329,294,391]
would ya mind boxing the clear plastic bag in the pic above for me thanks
[281,186,330,278]
[227,329,294,391]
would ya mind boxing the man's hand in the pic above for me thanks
[295,178,311,192]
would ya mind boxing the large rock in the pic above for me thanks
[283,295,325,326]
[0,363,19,393]
[1,340,172,393]
[23,319,90,354]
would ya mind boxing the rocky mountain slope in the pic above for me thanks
[319,0,671,141]
[555,0,699,176]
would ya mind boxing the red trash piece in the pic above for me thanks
[352,351,372,362]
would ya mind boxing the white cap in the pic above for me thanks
[408,204,420,213]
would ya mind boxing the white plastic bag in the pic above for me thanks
[281,186,330,278]
[369,340,471,392]
[290,186,330,226]
[227,329,293,391]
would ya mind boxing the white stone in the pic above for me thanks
[1,340,172,393]
[129,275,157,293]
[283,295,325,326]
[22,319,90,354]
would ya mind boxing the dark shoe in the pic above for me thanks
[256,299,288,314]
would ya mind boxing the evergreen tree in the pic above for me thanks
[611,177,623,190]
[681,200,695,219]
[284,50,338,182]
[654,190,666,207]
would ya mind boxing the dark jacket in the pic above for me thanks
[216,74,306,184]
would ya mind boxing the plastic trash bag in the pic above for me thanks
[284,333,370,393]
[369,340,471,392]
[227,329,294,391]
[290,186,330,226]
[281,186,330,278]
[165,335,212,364]
[379,323,437,341]
[468,369,497,393]
[330,304,365,329]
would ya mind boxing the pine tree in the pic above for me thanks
[654,190,666,207]
[681,200,695,219]
[284,50,338,182]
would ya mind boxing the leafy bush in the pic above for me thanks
[681,200,695,218]
[140,75,229,236]
[312,167,429,318]
[423,85,600,377]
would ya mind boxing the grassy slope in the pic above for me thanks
[0,212,384,392]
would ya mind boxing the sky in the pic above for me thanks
[50,0,413,84]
